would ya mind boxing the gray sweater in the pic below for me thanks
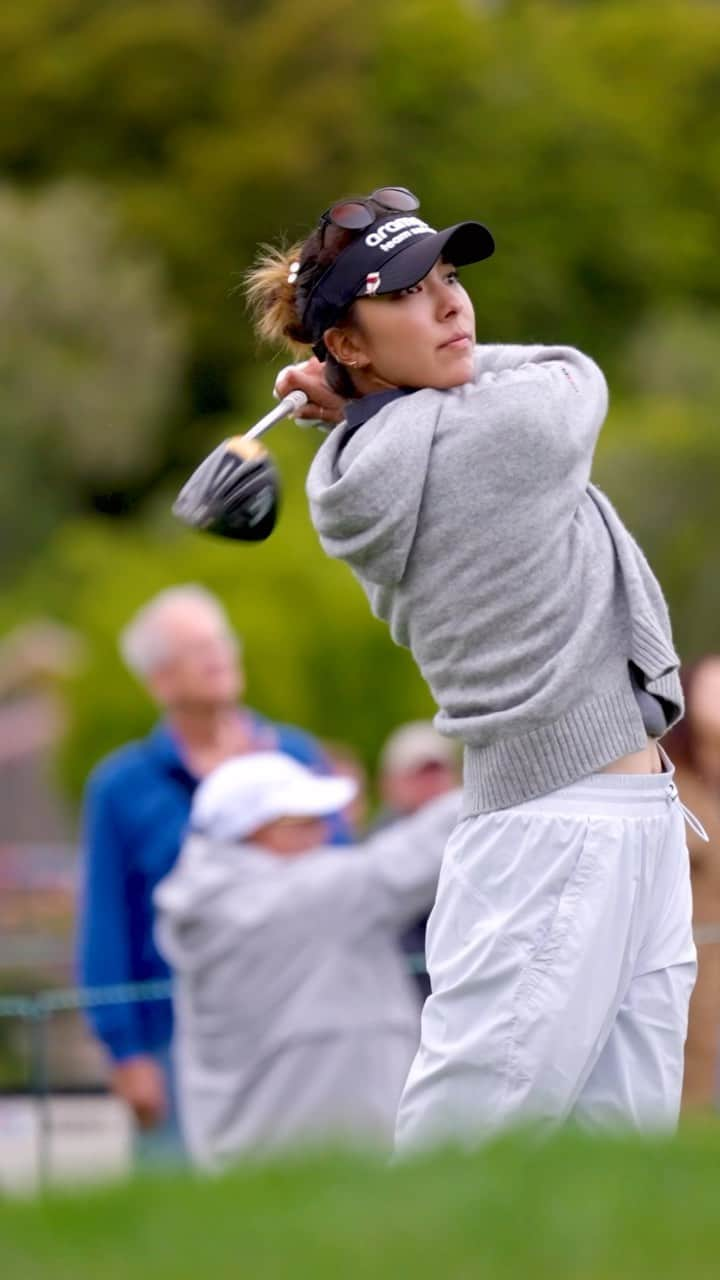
[306,345,683,811]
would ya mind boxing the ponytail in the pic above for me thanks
[244,199,389,395]
[244,242,310,355]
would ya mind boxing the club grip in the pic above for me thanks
[282,389,310,415]
[244,390,309,441]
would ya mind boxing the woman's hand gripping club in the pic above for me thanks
[273,357,347,428]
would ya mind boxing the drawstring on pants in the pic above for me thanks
[656,742,709,843]
[665,778,709,843]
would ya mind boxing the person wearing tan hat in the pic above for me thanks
[375,722,461,1001]
[154,751,460,1168]
[378,721,461,823]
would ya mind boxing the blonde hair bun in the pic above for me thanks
[244,242,309,354]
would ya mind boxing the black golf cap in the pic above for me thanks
[303,214,494,347]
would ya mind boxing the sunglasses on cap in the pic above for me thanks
[320,187,420,238]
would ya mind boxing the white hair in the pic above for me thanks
[119,585,236,680]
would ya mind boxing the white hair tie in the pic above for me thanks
[287,261,300,285]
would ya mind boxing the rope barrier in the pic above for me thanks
[0,979,174,1021]
[7,929,720,1020]
[0,956,428,1021]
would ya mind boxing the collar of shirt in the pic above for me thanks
[344,386,417,431]
[147,711,277,784]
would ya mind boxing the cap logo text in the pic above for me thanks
[365,216,435,253]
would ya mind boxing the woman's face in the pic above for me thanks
[328,259,476,392]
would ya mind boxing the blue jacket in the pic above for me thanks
[78,713,352,1061]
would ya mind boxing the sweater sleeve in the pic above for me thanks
[281,790,461,937]
[77,772,145,1062]
[429,344,609,516]
[469,343,609,465]
[352,790,461,928]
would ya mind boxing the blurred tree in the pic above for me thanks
[0,181,184,575]
[0,1,230,179]
[3,0,720,446]
[595,305,720,661]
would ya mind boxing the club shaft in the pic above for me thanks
[244,390,309,441]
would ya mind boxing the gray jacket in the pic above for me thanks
[307,345,682,811]
[154,791,461,1166]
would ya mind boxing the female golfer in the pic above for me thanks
[246,186,700,1150]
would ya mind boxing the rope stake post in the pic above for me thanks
[27,1002,51,1191]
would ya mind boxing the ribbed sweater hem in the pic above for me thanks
[461,688,650,814]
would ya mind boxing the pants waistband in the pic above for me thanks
[496,746,707,840]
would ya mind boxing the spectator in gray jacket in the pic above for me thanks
[154,751,459,1168]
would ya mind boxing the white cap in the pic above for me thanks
[190,751,357,843]
[379,721,459,776]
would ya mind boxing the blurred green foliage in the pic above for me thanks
[0,181,184,565]
[1,0,720,794]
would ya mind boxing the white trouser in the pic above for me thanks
[394,765,698,1154]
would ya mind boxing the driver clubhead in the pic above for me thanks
[173,436,279,542]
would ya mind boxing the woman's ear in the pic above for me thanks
[324,325,369,370]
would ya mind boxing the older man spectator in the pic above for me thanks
[77,585,349,1156]
[154,752,460,1166]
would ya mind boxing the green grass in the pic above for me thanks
[2,1126,720,1279]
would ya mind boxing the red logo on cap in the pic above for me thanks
[365,272,381,296]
